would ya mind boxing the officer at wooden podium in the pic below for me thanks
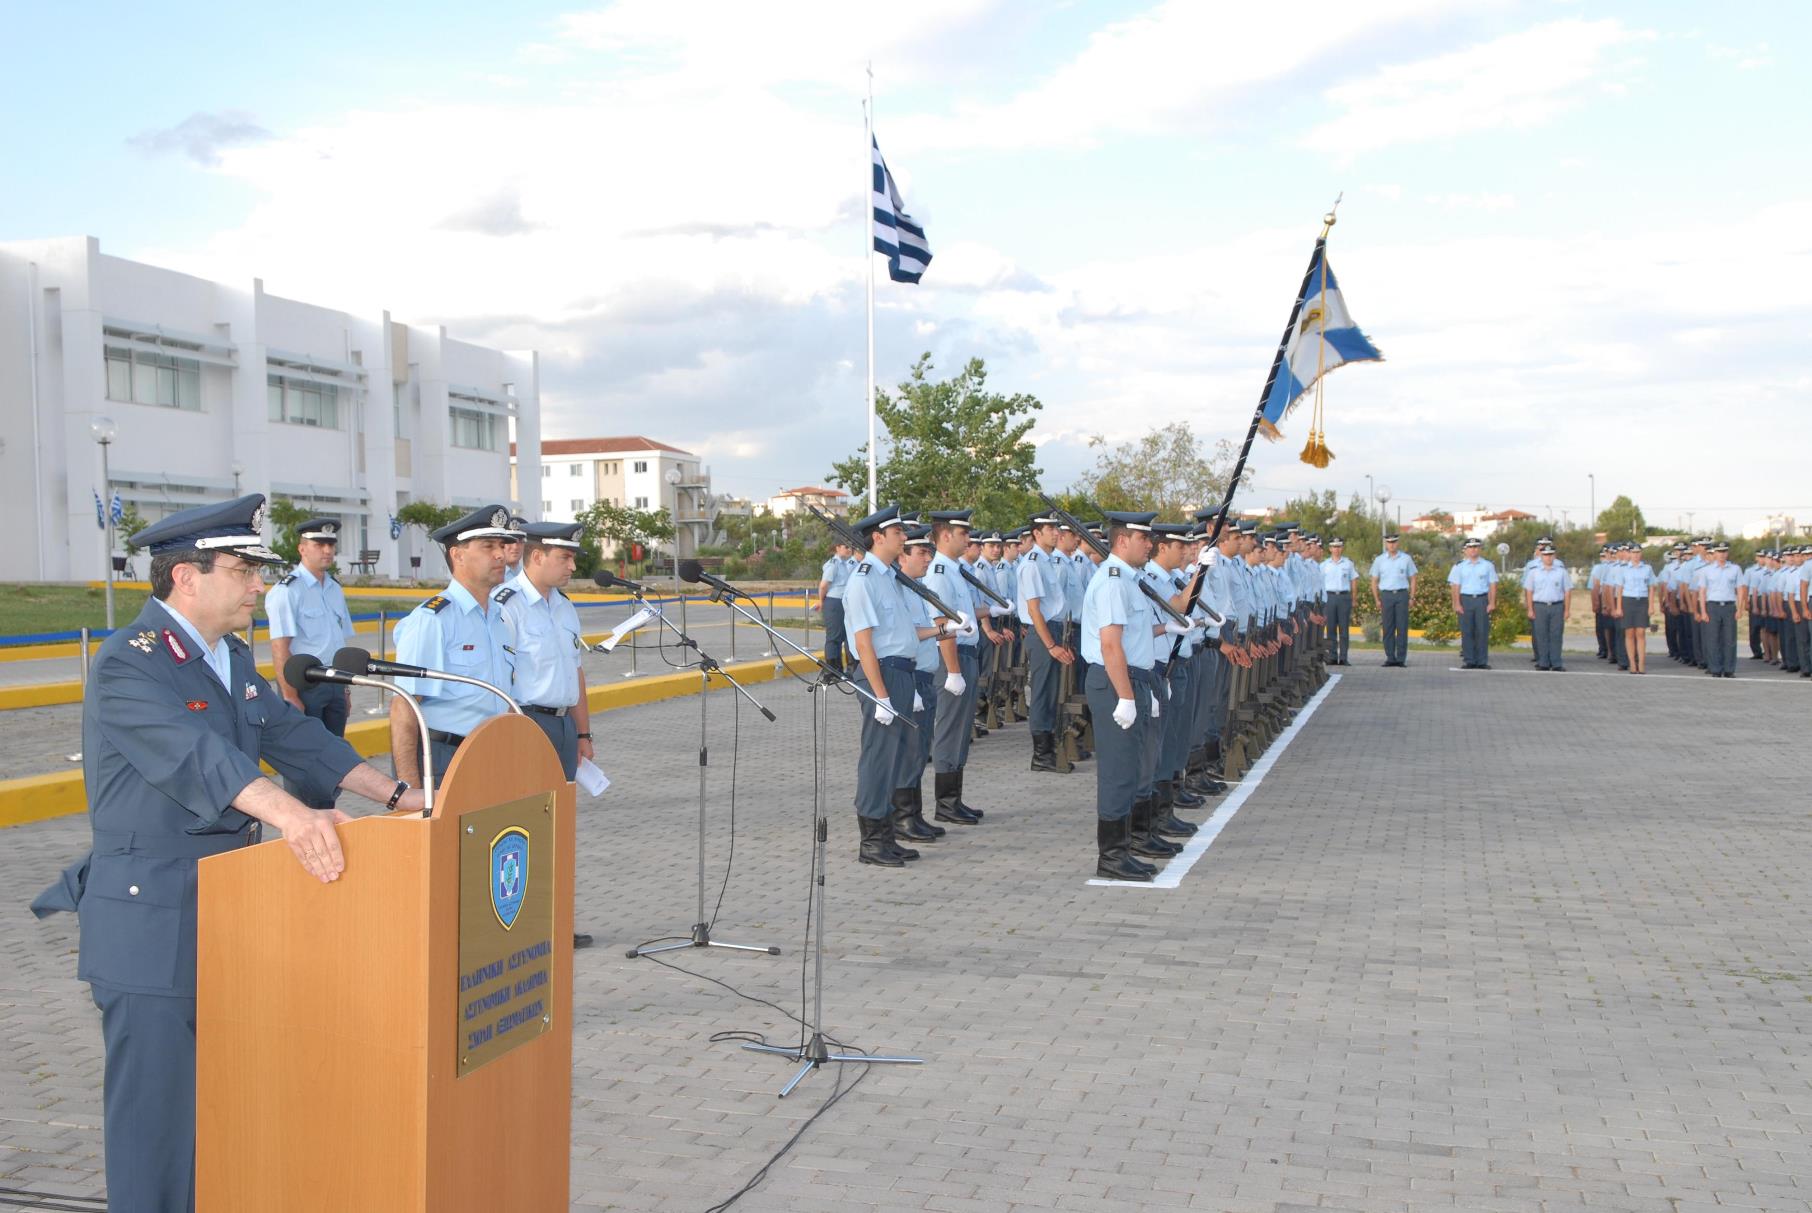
[30,493,425,1213]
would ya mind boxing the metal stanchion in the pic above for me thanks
[378,609,388,662]
[766,592,781,669]
[79,627,92,685]
[729,592,737,660]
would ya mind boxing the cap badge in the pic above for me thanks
[491,508,508,529]
[250,503,266,532]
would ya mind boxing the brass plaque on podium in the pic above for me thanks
[457,792,556,1077]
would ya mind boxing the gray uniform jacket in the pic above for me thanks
[32,598,362,996]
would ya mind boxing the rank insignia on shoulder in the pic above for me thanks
[1108,567,1120,577]
[277,573,297,587]
[129,631,156,653]
[494,587,517,603]
[933,562,945,573]
[856,564,871,575]
[422,595,449,613]
[185,700,208,712]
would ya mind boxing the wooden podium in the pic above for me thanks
[194,715,575,1213]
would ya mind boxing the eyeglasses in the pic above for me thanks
[211,559,264,584]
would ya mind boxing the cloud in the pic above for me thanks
[128,110,271,166]
[1304,19,1652,160]
[440,187,542,236]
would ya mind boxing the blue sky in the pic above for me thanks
[4,1,1808,531]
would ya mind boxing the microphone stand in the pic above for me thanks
[714,593,924,1096]
[356,675,438,817]
[625,594,782,961]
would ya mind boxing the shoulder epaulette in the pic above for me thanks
[1027,552,1039,562]
[856,563,871,575]
[422,595,450,613]
[1108,567,1120,578]
[933,562,946,574]
[276,573,297,587]
[494,587,517,604]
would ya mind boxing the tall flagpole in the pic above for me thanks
[864,64,878,513]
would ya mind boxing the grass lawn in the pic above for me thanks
[1,583,429,640]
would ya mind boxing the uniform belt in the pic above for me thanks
[1326,590,1350,595]
[428,728,468,747]
[522,704,570,717]
[1127,667,1154,686]
[91,827,262,858]
[879,656,915,671]
[1151,659,1169,676]
[1461,593,1488,598]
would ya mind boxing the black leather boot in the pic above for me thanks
[1129,797,1180,858]
[884,793,921,859]
[1172,776,1206,808]
[906,782,945,837]
[1096,817,1151,881]
[933,770,978,825]
[1029,731,1058,772]
[896,786,938,841]
[858,814,903,866]
[951,767,983,821]
[1156,780,1200,836]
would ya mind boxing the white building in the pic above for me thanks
[766,485,850,518]
[511,436,723,559]
[0,236,541,583]
[1742,514,1797,540]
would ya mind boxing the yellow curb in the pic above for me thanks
[0,651,825,829]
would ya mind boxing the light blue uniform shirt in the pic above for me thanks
[263,565,352,664]
[1081,554,1157,670]
[841,552,918,660]
[1371,550,1417,591]
[1320,555,1357,592]
[921,554,977,649]
[392,579,517,735]
[1700,562,1742,602]
[162,600,234,690]
[1619,562,1657,597]
[493,572,584,709]
[1016,547,1068,627]
[821,555,854,600]
[1525,564,1570,603]
[903,583,940,673]
[1447,558,1498,595]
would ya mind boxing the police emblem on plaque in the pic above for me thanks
[490,826,529,930]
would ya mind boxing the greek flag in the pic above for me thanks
[871,135,931,284]
[1257,238,1383,438]
[389,514,402,542]
[109,491,124,526]
[93,490,105,530]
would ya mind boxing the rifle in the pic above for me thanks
[807,504,966,622]
[960,564,1009,609]
[1038,494,1192,626]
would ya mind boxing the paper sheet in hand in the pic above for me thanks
[575,758,610,797]
[599,606,656,652]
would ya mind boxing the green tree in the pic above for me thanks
[117,503,151,550]
[396,500,464,543]
[1595,495,1647,544]
[267,496,310,565]
[829,354,1045,522]
[1071,421,1247,520]
[577,501,674,569]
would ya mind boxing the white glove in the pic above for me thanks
[1197,547,1216,567]
[874,698,897,726]
[912,690,924,712]
[956,617,978,639]
[1149,693,1161,719]
[940,612,968,636]
[943,671,966,696]
[989,604,1013,617]
[1112,698,1136,730]
[1162,618,1198,636]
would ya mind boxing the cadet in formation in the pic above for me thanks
[1017,514,1074,772]
[1447,537,1498,669]
[815,539,857,674]
[32,494,425,1213]
[1370,533,1417,667]
[1319,536,1359,665]
[264,516,354,807]
[1521,539,1571,671]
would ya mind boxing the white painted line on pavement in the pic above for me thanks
[1446,666,1804,684]
[1088,672,1342,890]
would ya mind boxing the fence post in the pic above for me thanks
[80,627,92,685]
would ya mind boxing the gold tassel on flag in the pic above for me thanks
[1299,377,1334,467]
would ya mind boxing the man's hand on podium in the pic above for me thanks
[283,807,351,883]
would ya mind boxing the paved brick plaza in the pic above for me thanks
[4,659,1811,1211]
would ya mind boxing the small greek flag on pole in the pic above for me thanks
[94,490,105,530]
[871,135,931,284]
[109,491,124,526]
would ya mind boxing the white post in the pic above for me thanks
[99,437,116,630]
[864,68,878,513]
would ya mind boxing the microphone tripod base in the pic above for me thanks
[627,921,782,960]
[742,1031,922,1098]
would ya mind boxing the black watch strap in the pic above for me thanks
[385,780,409,809]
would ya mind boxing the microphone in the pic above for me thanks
[332,647,434,680]
[678,559,747,601]
[285,653,358,688]
[594,570,650,596]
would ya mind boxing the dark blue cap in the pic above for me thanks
[521,521,584,549]
[903,524,934,546]
[1102,510,1156,533]
[135,493,283,564]
[1152,522,1190,540]
[431,504,523,546]
[1193,503,1222,522]
[296,517,342,543]
[928,509,973,528]
[853,504,904,535]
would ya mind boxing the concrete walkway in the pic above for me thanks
[3,658,1810,1211]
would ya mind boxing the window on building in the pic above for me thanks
[449,406,500,450]
[568,463,582,477]
[541,465,551,479]
[633,461,648,473]
[105,346,201,410]
[570,499,584,512]
[634,496,649,508]
[266,375,341,428]
[542,500,552,512]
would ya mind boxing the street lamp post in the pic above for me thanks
[665,466,684,592]
[92,417,118,629]
[1588,473,1595,538]
[1364,474,1374,524]
[1375,484,1392,543]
